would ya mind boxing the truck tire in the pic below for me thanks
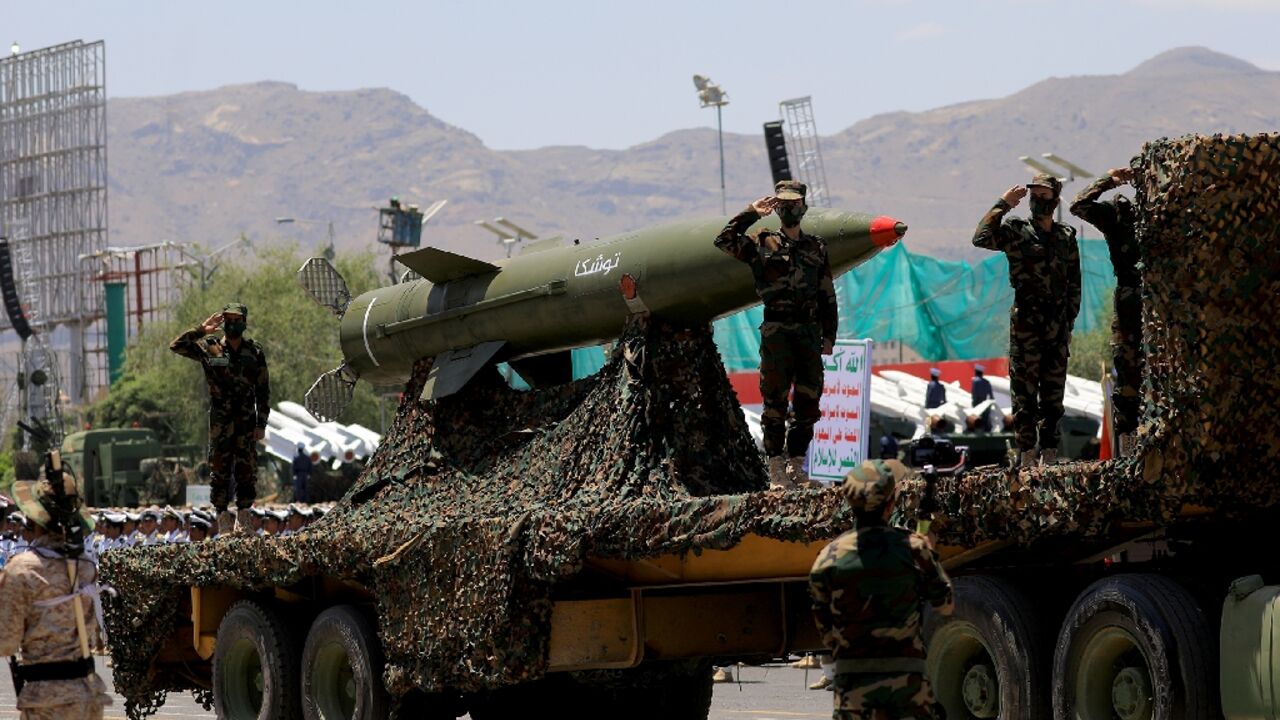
[301,605,389,720]
[924,575,1049,720]
[213,599,303,720]
[1052,574,1216,720]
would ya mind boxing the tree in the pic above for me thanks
[1068,305,1115,381]
[90,246,386,449]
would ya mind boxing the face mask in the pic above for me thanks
[1030,196,1058,218]
[777,204,807,227]
[224,320,246,338]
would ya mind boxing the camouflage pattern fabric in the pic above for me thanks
[891,133,1280,547]
[841,460,906,512]
[169,325,269,510]
[206,410,258,510]
[1070,176,1144,435]
[809,527,951,662]
[1008,307,1071,450]
[0,537,111,718]
[102,316,858,719]
[717,205,837,457]
[973,194,1081,451]
[831,672,939,720]
[759,322,824,457]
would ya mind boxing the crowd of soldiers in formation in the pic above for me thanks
[0,497,331,567]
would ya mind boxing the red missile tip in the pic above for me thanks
[870,216,907,248]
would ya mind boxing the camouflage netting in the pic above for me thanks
[896,133,1280,545]
[101,317,855,718]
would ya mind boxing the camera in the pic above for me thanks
[907,435,967,474]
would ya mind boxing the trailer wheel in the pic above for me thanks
[301,605,389,720]
[213,599,302,720]
[1052,574,1216,720]
[924,575,1049,720]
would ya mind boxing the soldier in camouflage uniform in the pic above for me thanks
[809,460,953,720]
[973,173,1081,466]
[716,180,837,489]
[1070,167,1142,456]
[0,457,112,719]
[170,303,270,533]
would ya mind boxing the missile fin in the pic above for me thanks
[397,246,500,284]
[304,364,358,422]
[508,350,573,388]
[422,340,506,401]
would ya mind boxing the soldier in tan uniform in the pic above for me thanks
[0,454,112,720]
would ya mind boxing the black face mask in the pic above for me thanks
[224,320,246,338]
[777,204,807,228]
[1030,196,1058,218]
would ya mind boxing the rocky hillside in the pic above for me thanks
[107,47,1280,261]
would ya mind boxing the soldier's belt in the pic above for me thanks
[763,308,817,323]
[832,657,926,674]
[14,657,94,682]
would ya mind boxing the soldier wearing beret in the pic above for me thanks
[809,460,953,720]
[716,180,838,489]
[973,173,1081,467]
[170,303,270,534]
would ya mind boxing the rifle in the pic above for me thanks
[916,465,940,537]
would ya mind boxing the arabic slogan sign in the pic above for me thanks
[807,339,873,482]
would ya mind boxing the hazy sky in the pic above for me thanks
[11,0,1280,150]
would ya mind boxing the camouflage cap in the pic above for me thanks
[1026,173,1063,196]
[222,302,248,316]
[12,468,94,532]
[774,180,807,201]
[843,459,909,512]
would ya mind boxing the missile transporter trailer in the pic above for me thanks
[103,133,1280,720]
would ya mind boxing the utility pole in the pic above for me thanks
[694,75,729,215]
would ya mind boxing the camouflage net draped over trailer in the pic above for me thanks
[896,133,1280,545]
[101,318,854,718]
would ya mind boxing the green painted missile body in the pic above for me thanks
[339,209,905,391]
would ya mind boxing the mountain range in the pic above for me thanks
[107,46,1280,263]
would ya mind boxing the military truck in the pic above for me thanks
[60,428,192,507]
[107,133,1280,720]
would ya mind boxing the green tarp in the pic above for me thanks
[573,237,1118,375]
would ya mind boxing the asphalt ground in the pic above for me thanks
[0,659,834,720]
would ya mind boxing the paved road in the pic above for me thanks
[0,659,833,719]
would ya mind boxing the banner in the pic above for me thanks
[807,339,873,482]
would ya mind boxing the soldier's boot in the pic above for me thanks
[216,510,235,535]
[234,508,254,535]
[785,457,808,486]
[1040,448,1058,465]
[808,675,832,691]
[712,666,734,683]
[1118,433,1134,457]
[1018,449,1038,468]
[767,457,792,489]
[792,654,822,669]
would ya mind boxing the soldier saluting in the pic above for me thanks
[716,180,837,489]
[973,174,1081,467]
[170,303,270,534]
[1070,167,1142,456]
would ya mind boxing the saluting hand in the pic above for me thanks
[751,196,777,216]
[1109,167,1135,185]
[1000,186,1027,207]
[200,312,223,334]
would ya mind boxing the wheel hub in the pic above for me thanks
[962,663,999,718]
[1112,666,1152,720]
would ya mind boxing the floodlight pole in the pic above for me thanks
[717,103,726,216]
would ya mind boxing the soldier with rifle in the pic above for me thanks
[809,460,953,719]
[0,448,112,719]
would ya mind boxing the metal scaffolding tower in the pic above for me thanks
[0,40,108,407]
[779,96,831,208]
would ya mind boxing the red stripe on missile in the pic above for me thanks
[870,216,907,248]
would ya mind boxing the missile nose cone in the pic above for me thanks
[870,216,907,248]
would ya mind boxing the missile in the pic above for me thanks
[297,209,907,421]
